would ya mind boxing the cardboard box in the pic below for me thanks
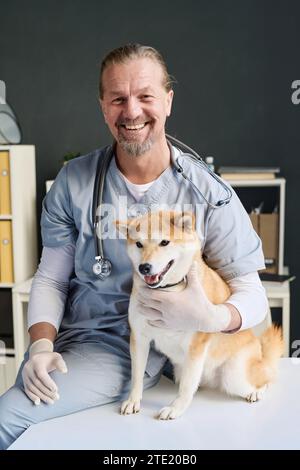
[249,213,279,273]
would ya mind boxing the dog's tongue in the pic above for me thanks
[144,274,159,285]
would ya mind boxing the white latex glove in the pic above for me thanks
[22,338,68,405]
[136,262,232,333]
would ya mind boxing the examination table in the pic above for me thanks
[9,359,300,450]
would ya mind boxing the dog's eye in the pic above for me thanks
[159,240,170,247]
[136,241,143,248]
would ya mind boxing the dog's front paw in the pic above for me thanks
[156,405,184,420]
[157,397,191,420]
[120,398,141,415]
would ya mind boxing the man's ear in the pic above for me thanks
[115,220,128,238]
[172,211,195,232]
[166,89,174,117]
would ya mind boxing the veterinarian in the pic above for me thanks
[0,43,268,449]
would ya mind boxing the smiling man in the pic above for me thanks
[0,44,268,449]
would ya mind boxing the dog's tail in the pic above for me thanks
[258,325,284,382]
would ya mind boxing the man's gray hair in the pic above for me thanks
[99,43,175,99]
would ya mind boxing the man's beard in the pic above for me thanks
[118,134,154,157]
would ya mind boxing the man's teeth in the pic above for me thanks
[124,123,146,130]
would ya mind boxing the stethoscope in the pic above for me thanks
[92,134,233,279]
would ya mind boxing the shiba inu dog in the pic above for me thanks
[115,210,283,420]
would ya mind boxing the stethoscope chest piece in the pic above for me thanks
[92,256,112,279]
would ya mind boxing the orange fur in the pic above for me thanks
[199,259,231,304]
[189,332,211,360]
[190,228,283,377]
[246,325,284,388]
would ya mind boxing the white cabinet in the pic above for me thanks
[0,145,37,392]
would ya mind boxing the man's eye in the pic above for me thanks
[159,240,170,247]
[113,98,124,103]
[136,241,143,248]
[141,95,153,100]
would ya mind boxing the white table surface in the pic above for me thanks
[9,358,300,450]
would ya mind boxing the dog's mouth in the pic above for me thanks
[143,260,175,288]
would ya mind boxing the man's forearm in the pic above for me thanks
[28,322,57,344]
[27,244,75,338]
[224,272,269,331]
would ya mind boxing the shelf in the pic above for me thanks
[0,145,34,150]
[0,215,12,220]
[12,277,33,293]
[0,283,14,288]
[224,178,286,187]
[4,348,15,355]
[262,280,290,295]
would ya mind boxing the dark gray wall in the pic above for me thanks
[1,0,299,351]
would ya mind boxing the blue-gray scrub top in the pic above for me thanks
[41,144,265,376]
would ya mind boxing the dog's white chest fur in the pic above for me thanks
[129,297,193,367]
[147,324,192,365]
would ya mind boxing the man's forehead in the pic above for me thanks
[102,58,164,92]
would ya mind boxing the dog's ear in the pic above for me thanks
[114,220,128,238]
[172,211,195,232]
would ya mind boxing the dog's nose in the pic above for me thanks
[139,263,152,275]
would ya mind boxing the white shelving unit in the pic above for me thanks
[0,145,38,395]
[226,177,286,275]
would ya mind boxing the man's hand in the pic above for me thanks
[136,262,232,333]
[22,338,68,405]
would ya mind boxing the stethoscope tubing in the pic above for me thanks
[166,133,232,208]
